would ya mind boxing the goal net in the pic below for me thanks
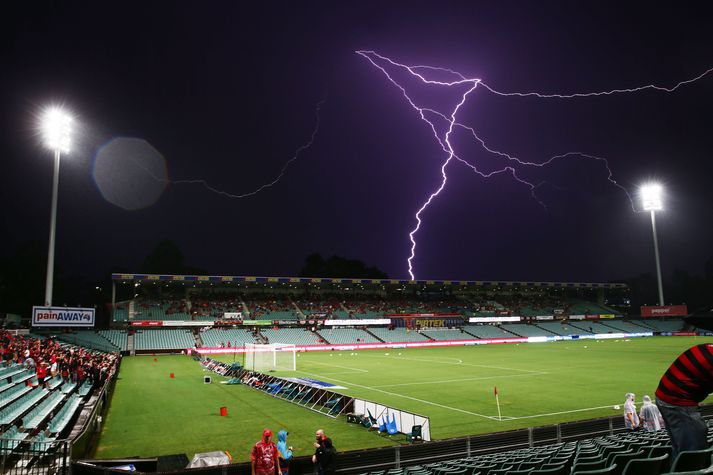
[244,343,296,372]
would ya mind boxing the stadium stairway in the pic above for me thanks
[460,327,481,339]
[127,332,135,355]
[240,296,250,317]
[291,299,307,319]
[193,330,203,348]
[363,328,386,343]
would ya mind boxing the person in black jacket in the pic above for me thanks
[320,438,337,475]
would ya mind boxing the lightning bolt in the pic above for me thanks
[138,95,327,199]
[357,50,713,280]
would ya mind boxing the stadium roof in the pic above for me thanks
[111,273,627,289]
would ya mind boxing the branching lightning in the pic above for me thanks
[357,50,713,279]
[146,96,327,199]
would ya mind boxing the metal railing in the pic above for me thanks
[0,439,71,475]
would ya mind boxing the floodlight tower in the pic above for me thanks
[40,107,73,306]
[640,183,665,306]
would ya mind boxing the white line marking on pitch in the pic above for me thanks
[504,405,616,420]
[360,354,541,374]
[309,361,369,373]
[295,370,501,420]
[373,371,549,388]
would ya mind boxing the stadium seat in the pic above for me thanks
[621,453,669,475]
[572,464,617,475]
[670,448,713,473]
[407,425,422,442]
[608,450,644,474]
[531,465,567,475]
[386,415,398,435]
[573,460,608,473]
[646,446,673,472]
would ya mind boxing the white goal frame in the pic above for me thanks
[244,343,296,372]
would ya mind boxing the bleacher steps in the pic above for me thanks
[127,333,135,356]
[363,328,385,343]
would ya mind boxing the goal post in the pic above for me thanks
[244,343,296,372]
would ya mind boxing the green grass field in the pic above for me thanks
[94,336,713,461]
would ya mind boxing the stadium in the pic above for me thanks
[5,3,713,475]
[0,273,705,475]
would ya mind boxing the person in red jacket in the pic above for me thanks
[251,429,281,475]
[36,361,47,387]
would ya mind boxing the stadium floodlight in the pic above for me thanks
[640,183,665,306]
[40,106,74,306]
[640,183,663,211]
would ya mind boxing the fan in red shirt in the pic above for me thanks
[251,429,281,475]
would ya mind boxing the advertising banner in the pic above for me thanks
[640,305,688,317]
[32,306,95,327]
[383,313,460,318]
[468,316,521,323]
[324,319,391,326]
[223,312,242,319]
[130,321,164,326]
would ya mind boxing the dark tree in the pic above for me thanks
[299,253,388,279]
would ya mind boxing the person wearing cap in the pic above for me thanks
[276,430,293,475]
[251,429,281,475]
[656,342,713,460]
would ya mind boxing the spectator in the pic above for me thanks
[623,393,639,430]
[639,395,665,431]
[312,429,332,475]
[656,343,713,459]
[320,438,337,475]
[36,361,47,387]
[251,429,281,475]
[276,430,293,475]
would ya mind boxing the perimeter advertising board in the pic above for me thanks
[640,305,688,317]
[32,306,95,327]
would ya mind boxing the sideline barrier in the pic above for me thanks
[196,331,656,355]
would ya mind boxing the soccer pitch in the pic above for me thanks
[94,337,713,461]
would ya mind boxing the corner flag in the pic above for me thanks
[494,386,502,421]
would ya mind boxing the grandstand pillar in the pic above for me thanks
[44,148,61,306]
[112,281,116,307]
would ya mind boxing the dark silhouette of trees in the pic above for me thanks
[299,253,388,279]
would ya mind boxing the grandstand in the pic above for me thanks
[320,328,381,344]
[260,328,323,345]
[133,329,195,350]
[199,328,260,347]
[368,327,431,342]
[419,328,478,340]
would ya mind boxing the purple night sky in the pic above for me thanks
[1,2,713,283]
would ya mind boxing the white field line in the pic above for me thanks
[360,353,541,374]
[309,361,369,373]
[504,405,617,420]
[373,371,549,388]
[295,369,501,420]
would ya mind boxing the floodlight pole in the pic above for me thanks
[44,148,61,306]
[649,209,665,306]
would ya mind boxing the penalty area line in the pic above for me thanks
[295,370,501,421]
[373,371,549,388]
